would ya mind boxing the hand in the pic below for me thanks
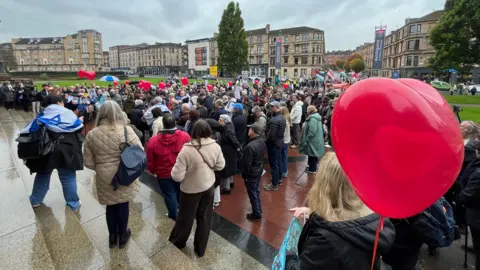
[79,116,84,122]
[289,207,311,219]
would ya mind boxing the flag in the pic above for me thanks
[316,74,325,82]
[327,70,335,81]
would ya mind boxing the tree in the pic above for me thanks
[347,53,363,63]
[335,59,345,69]
[217,2,248,77]
[344,61,351,72]
[349,58,365,73]
[428,0,480,72]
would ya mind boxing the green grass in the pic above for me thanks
[443,94,480,105]
[459,107,480,123]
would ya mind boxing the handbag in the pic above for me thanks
[193,144,221,187]
[16,124,57,160]
[112,126,147,190]
[272,218,303,270]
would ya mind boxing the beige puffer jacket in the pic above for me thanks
[83,123,143,205]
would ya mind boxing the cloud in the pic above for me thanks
[0,0,444,50]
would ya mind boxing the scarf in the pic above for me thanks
[21,104,83,134]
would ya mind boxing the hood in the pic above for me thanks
[295,101,304,106]
[307,112,322,122]
[157,130,182,145]
[310,213,395,254]
[185,137,216,147]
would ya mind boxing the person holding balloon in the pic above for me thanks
[287,152,395,269]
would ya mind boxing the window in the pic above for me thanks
[302,33,308,42]
[295,45,300,53]
[319,33,323,41]
[270,57,275,66]
[258,36,262,43]
[257,56,262,64]
[312,56,316,65]
[417,24,421,33]
[409,25,415,34]
[295,35,299,41]
[284,57,289,65]
[284,45,289,54]
[414,39,420,50]
[294,57,299,65]
[294,68,298,77]
[270,46,276,56]
[313,33,318,40]
[408,40,415,50]
[250,37,254,44]
[302,44,308,53]
[301,56,308,65]
[283,69,287,75]
[406,56,412,66]
[284,36,289,42]
[413,56,419,66]
[257,46,262,54]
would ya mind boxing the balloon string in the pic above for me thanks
[370,216,385,270]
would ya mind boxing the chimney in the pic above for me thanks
[405,18,410,25]
[266,24,270,35]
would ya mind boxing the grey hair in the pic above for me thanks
[134,99,143,107]
[152,96,163,105]
[252,105,262,113]
[94,100,129,127]
[219,114,232,123]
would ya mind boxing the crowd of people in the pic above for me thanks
[12,76,480,269]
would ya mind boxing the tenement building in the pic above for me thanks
[136,43,187,75]
[355,43,374,76]
[12,29,103,72]
[381,10,443,78]
[325,50,352,67]
[198,24,325,78]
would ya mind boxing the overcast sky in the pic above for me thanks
[0,0,444,51]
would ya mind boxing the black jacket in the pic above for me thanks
[266,112,286,147]
[217,122,241,178]
[242,136,266,179]
[130,104,147,131]
[232,111,247,145]
[25,131,84,174]
[458,161,480,230]
[286,213,395,270]
[197,106,208,119]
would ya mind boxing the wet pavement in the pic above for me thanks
[0,107,476,269]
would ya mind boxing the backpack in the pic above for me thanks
[411,197,459,248]
[16,124,56,160]
[112,126,147,191]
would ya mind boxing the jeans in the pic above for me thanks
[280,143,289,177]
[267,141,282,186]
[157,177,180,220]
[32,101,41,116]
[30,169,80,211]
[307,156,319,172]
[221,176,233,191]
[214,186,221,203]
[245,176,262,217]
[106,202,129,235]
[291,124,300,145]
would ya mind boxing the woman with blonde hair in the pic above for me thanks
[287,152,395,269]
[280,106,292,179]
[84,100,143,249]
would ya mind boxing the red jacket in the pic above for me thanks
[146,130,191,178]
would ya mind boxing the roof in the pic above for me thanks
[407,10,444,23]
[270,26,322,35]
[245,28,267,36]
[13,37,64,45]
[185,38,210,43]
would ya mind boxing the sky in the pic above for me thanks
[0,0,444,51]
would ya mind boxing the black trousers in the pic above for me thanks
[106,202,129,235]
[470,226,480,270]
[169,185,214,256]
[245,176,262,217]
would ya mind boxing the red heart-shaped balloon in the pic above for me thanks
[332,78,464,218]
[77,70,86,78]
[158,82,166,90]
[181,77,188,86]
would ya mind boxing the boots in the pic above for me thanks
[109,233,118,248]
[119,228,132,249]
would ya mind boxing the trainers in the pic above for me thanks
[290,145,297,149]
[263,183,278,191]
[281,173,288,178]
[305,169,317,175]
[32,203,42,208]
[72,201,82,213]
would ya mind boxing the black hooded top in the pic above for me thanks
[286,212,395,270]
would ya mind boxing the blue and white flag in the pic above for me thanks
[21,104,83,134]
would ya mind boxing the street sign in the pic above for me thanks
[210,66,218,77]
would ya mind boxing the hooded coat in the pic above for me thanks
[286,213,395,270]
[299,112,325,157]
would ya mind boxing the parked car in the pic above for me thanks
[202,75,216,80]
[430,80,451,91]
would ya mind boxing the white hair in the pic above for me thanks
[134,99,143,107]
[95,100,129,127]
[219,114,232,123]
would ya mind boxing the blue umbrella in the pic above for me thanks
[99,75,120,82]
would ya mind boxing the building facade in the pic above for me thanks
[186,38,211,74]
[325,50,352,67]
[136,43,185,75]
[108,45,129,69]
[206,24,325,78]
[12,29,103,72]
[102,51,109,70]
[381,10,443,78]
[355,43,374,75]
